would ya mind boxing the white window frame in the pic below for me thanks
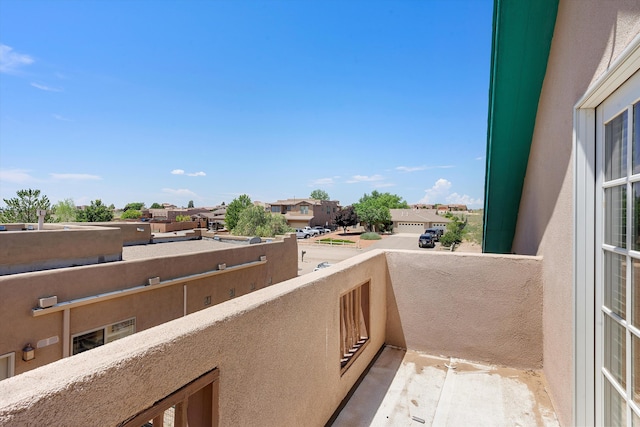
[71,317,136,355]
[574,34,640,426]
[0,352,15,380]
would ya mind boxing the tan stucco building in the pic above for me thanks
[268,198,340,229]
[0,222,298,378]
[390,208,450,233]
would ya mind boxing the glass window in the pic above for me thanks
[635,259,640,329]
[72,319,135,355]
[604,251,626,319]
[604,379,627,427]
[73,329,104,355]
[633,102,640,175]
[606,110,628,181]
[633,333,640,405]
[300,206,309,215]
[605,186,627,248]
[0,353,14,381]
[271,206,280,213]
[605,315,627,389]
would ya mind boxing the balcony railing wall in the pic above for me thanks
[0,250,543,426]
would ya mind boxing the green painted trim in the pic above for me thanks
[482,0,559,253]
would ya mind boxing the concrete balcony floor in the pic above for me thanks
[332,346,559,427]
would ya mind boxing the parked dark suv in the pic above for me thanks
[424,228,443,242]
[418,232,435,248]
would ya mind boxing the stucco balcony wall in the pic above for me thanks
[0,250,543,426]
[385,251,543,368]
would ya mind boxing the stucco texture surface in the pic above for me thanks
[385,251,543,369]
[512,1,640,425]
[0,250,389,427]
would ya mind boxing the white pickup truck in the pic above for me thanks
[303,226,321,237]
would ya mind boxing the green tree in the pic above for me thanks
[440,215,467,247]
[175,215,192,222]
[76,200,114,222]
[333,206,358,233]
[121,209,142,219]
[123,202,145,211]
[225,194,252,231]
[233,205,293,237]
[0,188,52,223]
[188,200,194,208]
[354,191,408,232]
[52,198,77,222]
[150,202,163,209]
[310,189,329,200]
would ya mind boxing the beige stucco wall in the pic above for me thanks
[385,251,543,368]
[0,235,298,376]
[82,221,153,245]
[512,2,640,425]
[0,249,545,426]
[0,225,123,275]
[0,250,389,427]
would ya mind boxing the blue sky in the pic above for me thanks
[0,0,492,209]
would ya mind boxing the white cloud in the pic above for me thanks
[31,82,62,92]
[418,178,453,204]
[0,169,38,183]
[446,193,483,206]
[162,188,198,197]
[373,182,395,188]
[52,114,73,121]
[396,166,426,173]
[0,44,34,74]
[171,169,205,177]
[475,156,484,161]
[396,165,454,173]
[50,173,102,180]
[418,178,482,207]
[346,174,384,184]
[310,177,339,186]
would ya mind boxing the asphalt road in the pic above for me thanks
[297,233,430,275]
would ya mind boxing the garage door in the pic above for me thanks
[396,222,426,233]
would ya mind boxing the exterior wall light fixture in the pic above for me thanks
[22,343,35,361]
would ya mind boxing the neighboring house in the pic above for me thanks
[145,208,210,222]
[409,203,435,210]
[390,209,450,233]
[447,204,468,212]
[0,223,298,379]
[268,198,340,229]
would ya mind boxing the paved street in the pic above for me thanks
[297,232,481,275]
[297,233,425,275]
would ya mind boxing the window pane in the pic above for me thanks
[0,356,9,381]
[606,110,628,181]
[634,102,640,175]
[605,315,627,388]
[73,329,104,355]
[604,251,626,319]
[634,183,640,251]
[635,259,640,329]
[106,319,135,343]
[633,333,640,406]
[605,186,627,248]
[605,378,627,427]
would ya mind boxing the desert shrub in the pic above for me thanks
[360,232,381,240]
